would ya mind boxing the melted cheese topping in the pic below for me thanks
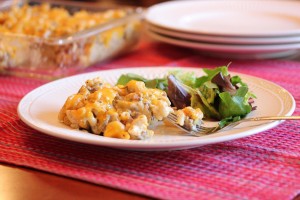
[0,3,127,38]
[58,78,173,140]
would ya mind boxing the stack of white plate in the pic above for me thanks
[145,0,300,59]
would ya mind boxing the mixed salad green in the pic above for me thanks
[117,66,256,126]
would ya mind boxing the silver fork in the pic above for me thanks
[166,113,300,136]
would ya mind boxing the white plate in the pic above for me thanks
[147,30,300,59]
[18,67,295,151]
[147,23,300,45]
[146,0,300,37]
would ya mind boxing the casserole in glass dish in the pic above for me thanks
[0,0,143,79]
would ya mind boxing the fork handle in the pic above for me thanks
[222,115,300,131]
[245,116,300,121]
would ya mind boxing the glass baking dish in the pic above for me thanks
[0,0,143,79]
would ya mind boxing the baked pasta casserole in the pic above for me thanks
[0,3,141,78]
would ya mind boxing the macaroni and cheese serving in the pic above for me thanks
[58,78,174,140]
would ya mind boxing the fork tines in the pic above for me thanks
[166,112,214,135]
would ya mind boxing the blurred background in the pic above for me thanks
[73,0,169,7]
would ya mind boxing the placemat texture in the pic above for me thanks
[0,41,299,200]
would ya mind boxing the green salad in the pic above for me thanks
[117,66,256,127]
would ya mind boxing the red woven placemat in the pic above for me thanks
[0,42,299,200]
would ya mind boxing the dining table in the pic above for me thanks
[1,16,300,200]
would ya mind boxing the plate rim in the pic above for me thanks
[17,66,296,151]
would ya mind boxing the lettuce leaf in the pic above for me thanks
[218,86,252,119]
[195,66,229,87]
[117,73,168,91]
[169,70,197,87]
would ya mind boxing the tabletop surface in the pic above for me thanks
[1,38,300,200]
[0,164,149,200]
